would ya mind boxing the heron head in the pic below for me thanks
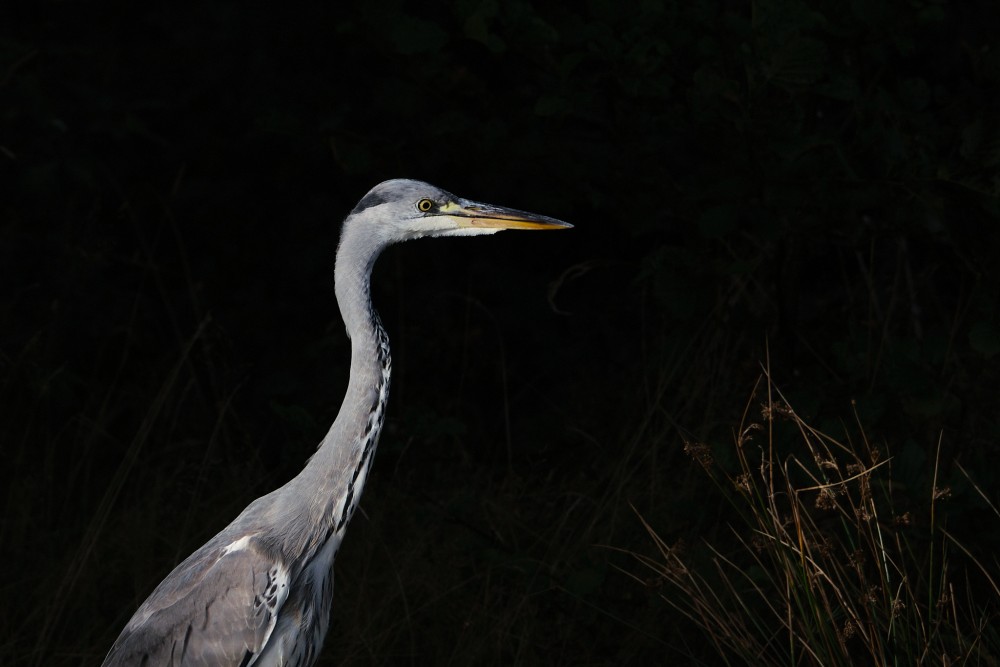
[345,179,571,245]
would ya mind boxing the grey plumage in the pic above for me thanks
[102,179,570,666]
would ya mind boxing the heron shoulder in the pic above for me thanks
[105,535,291,665]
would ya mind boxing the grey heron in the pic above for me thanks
[102,179,570,666]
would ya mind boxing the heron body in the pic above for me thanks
[102,179,570,666]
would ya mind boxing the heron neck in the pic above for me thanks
[288,227,390,539]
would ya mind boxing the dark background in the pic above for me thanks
[3,0,1000,664]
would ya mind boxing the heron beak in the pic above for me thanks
[438,201,572,230]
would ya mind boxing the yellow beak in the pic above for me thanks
[438,201,572,230]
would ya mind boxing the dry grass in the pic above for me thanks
[623,371,1000,666]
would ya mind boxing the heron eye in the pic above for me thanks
[417,198,434,212]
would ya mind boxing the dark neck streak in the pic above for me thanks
[283,224,391,556]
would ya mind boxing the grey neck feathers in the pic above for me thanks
[281,217,392,549]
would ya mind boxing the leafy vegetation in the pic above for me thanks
[3,0,999,664]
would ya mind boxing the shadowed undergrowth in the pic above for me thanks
[626,372,1000,666]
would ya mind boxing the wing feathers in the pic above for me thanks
[102,537,290,666]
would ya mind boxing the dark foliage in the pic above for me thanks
[3,0,999,664]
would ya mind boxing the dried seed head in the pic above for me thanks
[683,441,714,468]
[819,458,839,470]
[838,619,856,642]
[735,473,751,493]
[933,486,952,500]
[813,533,834,558]
[816,488,838,510]
[738,423,762,447]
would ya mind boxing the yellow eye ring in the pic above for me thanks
[417,198,434,212]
